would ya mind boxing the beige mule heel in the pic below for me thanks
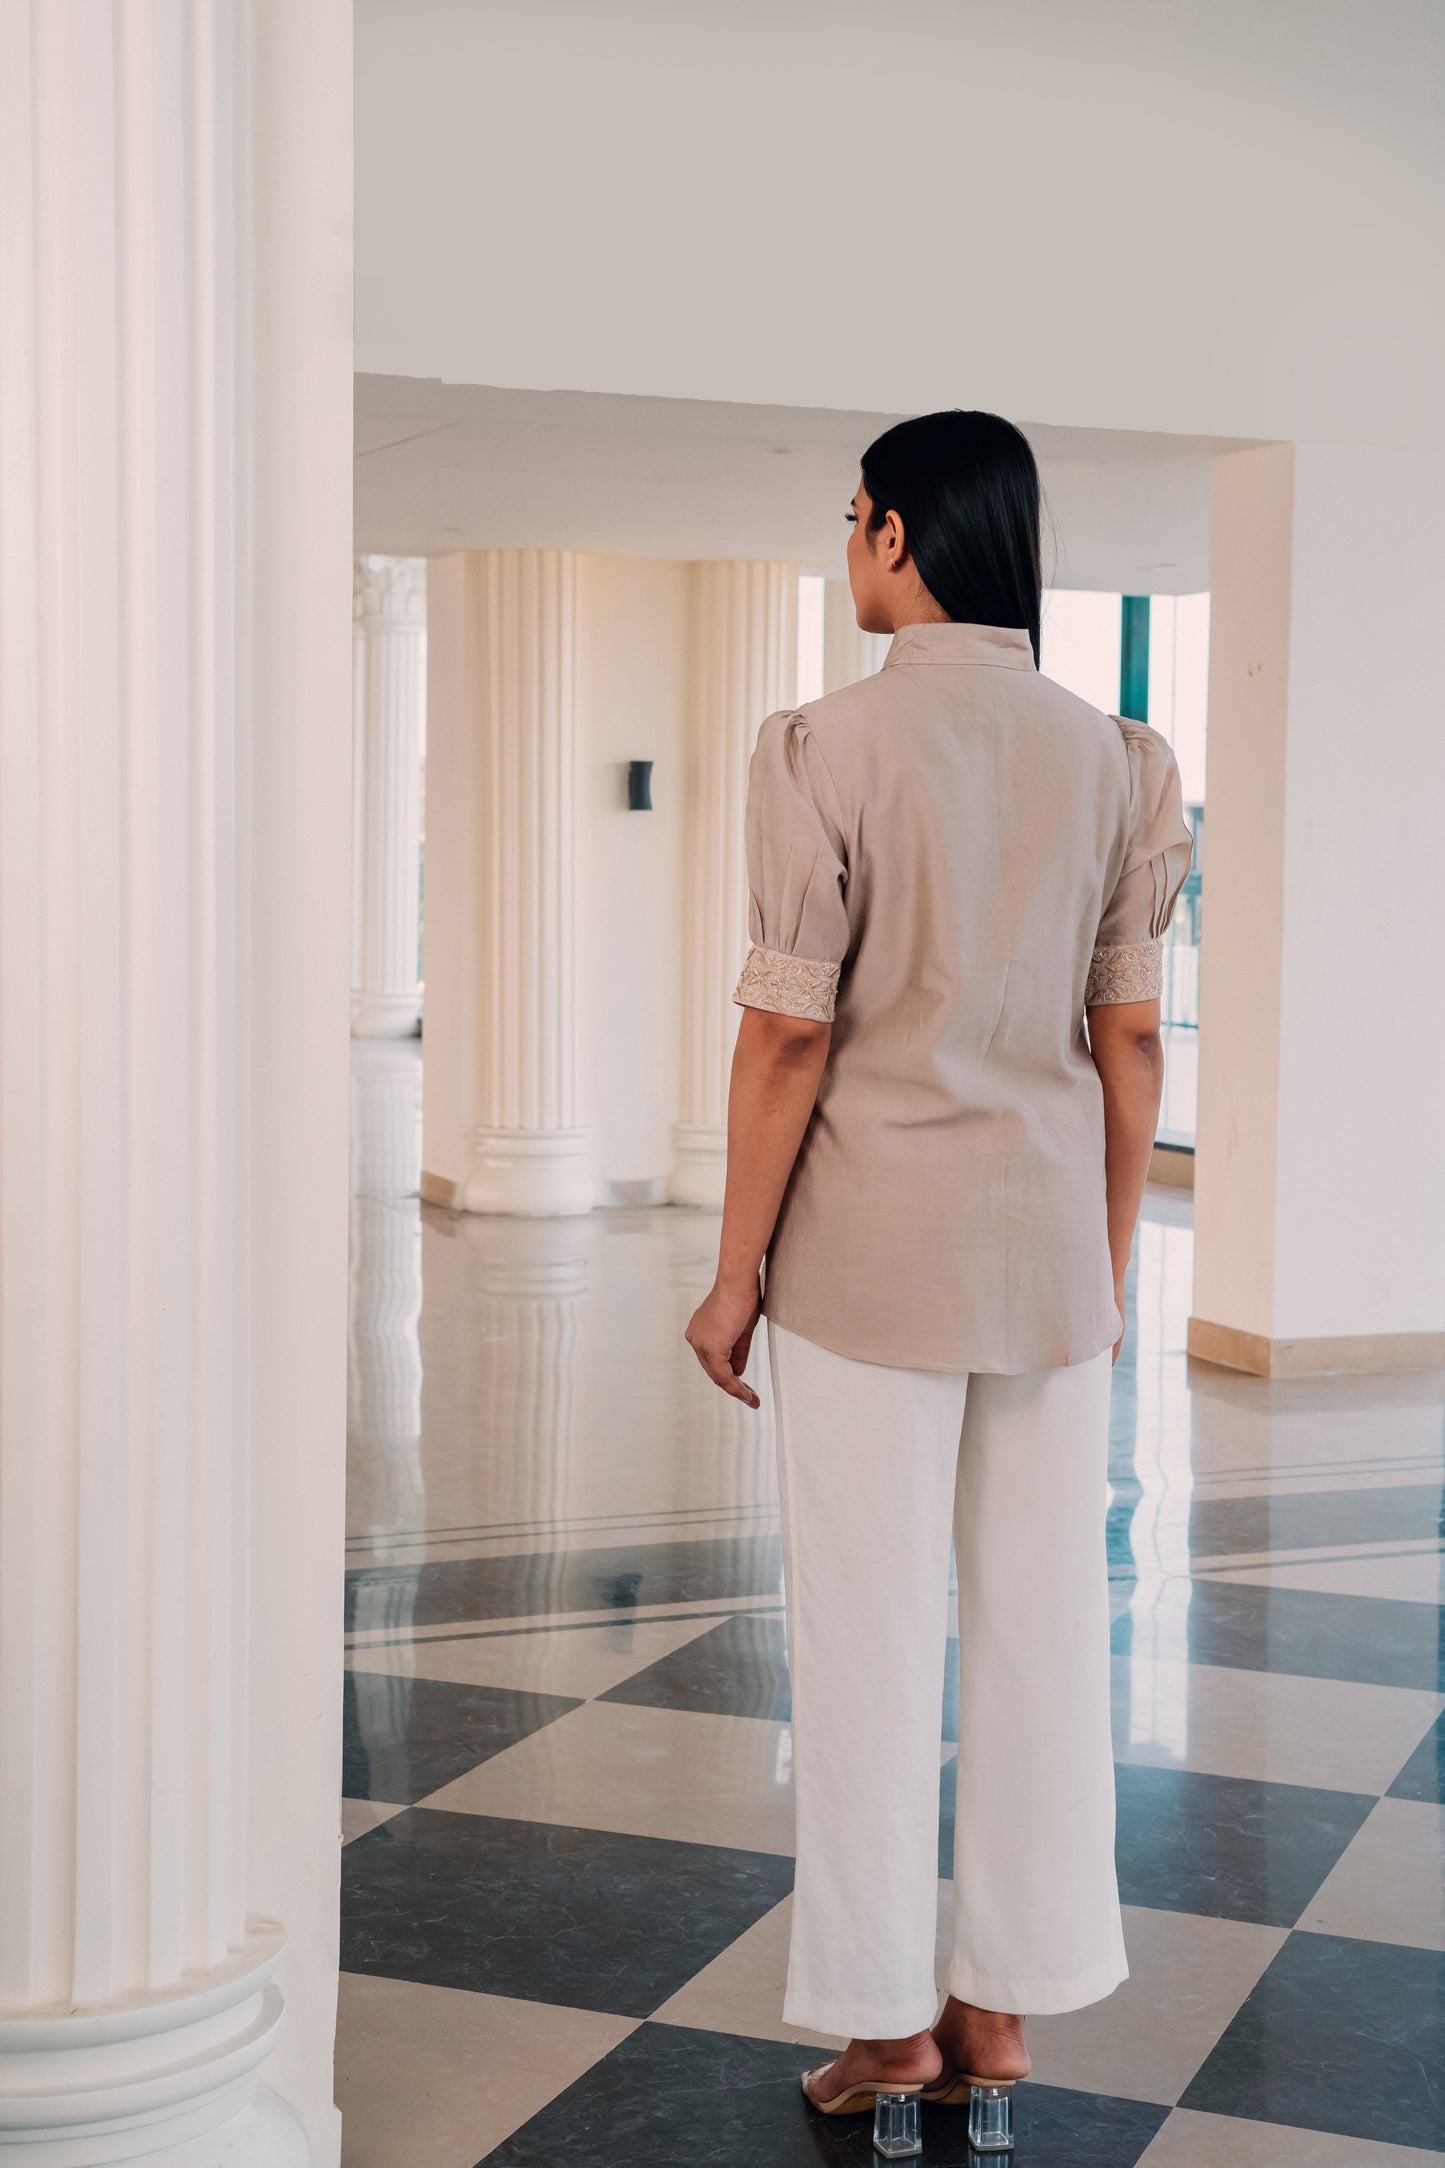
[801,2067,925,2158]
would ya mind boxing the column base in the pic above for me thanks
[350,989,421,1039]
[1188,1315,1445,1377]
[0,1923,308,2167]
[462,1127,593,1217]
[669,1123,726,1210]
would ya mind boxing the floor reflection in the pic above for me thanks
[340,1039,1445,2165]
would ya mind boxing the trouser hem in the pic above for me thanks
[783,1986,942,2040]
[945,1950,1128,2018]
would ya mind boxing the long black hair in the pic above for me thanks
[860,410,1042,663]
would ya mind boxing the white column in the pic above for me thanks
[0,4,349,2162]
[422,550,593,1215]
[1191,442,1445,1375]
[823,577,888,692]
[348,1044,424,1540]
[672,563,798,1208]
[351,557,425,1039]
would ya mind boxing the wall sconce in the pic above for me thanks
[628,759,653,811]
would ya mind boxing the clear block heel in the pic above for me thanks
[872,2089,923,2159]
[967,2081,1015,2152]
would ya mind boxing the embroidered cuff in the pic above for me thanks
[733,944,840,1022]
[1085,938,1163,1005]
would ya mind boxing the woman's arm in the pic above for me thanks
[1087,998,1165,1361]
[685,1007,832,1405]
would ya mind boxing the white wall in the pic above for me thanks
[356,0,1443,449]
[1193,441,1445,1349]
[1040,591,1123,711]
[577,557,690,1195]
[1272,443,1445,1340]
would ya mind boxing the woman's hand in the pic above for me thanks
[686,1277,763,1407]
[1112,1272,1128,1365]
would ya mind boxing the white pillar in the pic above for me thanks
[351,557,425,1039]
[823,577,888,692]
[348,1044,424,1539]
[1191,442,1445,1376]
[422,550,593,1216]
[672,563,798,1208]
[0,4,350,2162]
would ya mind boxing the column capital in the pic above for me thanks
[354,555,427,626]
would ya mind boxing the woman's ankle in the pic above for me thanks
[850,2030,942,2077]
[932,1999,1030,2078]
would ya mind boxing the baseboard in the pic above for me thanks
[1187,1315,1445,1378]
[419,1168,460,1209]
[422,1169,673,1213]
[594,1177,669,1209]
[1148,1142,1194,1191]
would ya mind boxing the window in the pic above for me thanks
[1043,590,1209,1148]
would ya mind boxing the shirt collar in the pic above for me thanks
[882,622,1035,671]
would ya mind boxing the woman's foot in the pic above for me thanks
[802,2029,942,2108]
[930,1995,1030,2083]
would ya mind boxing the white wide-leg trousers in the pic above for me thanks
[768,1321,1126,2038]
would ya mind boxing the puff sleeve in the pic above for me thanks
[733,711,851,1023]
[1085,719,1194,1006]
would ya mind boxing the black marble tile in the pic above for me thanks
[938,1755,957,1879]
[341,1807,794,2015]
[1113,1576,1445,1691]
[939,1758,1371,1924]
[600,1612,793,1722]
[477,2021,1169,2166]
[1388,1707,1445,1802]
[1111,1764,1374,1926]
[1181,1930,1445,2151]
[600,1610,964,1743]
[345,1532,784,1633]
[1188,1481,1445,1560]
[343,1671,578,1804]
[942,1632,958,1745]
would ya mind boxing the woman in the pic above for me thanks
[685,409,1191,2144]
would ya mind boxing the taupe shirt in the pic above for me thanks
[733,620,1192,1374]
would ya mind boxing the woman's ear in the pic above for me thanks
[883,508,907,570]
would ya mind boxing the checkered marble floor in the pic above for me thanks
[340,1044,1445,2165]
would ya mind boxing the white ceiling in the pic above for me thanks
[355,375,1260,594]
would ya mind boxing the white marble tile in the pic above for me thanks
[1200,1550,1445,1605]
[344,1614,724,1698]
[945,1892,1284,2108]
[335,1973,634,2168]
[341,1798,405,1845]
[1111,1654,1443,1794]
[1140,2106,1445,2166]
[1300,1797,1445,1950]
[425,1699,797,1856]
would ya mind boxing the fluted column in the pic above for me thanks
[423,550,592,1215]
[823,578,889,691]
[352,557,425,1039]
[348,1042,424,1537]
[0,4,348,2161]
[672,562,798,1208]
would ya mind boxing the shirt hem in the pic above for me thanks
[761,1294,1120,1377]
